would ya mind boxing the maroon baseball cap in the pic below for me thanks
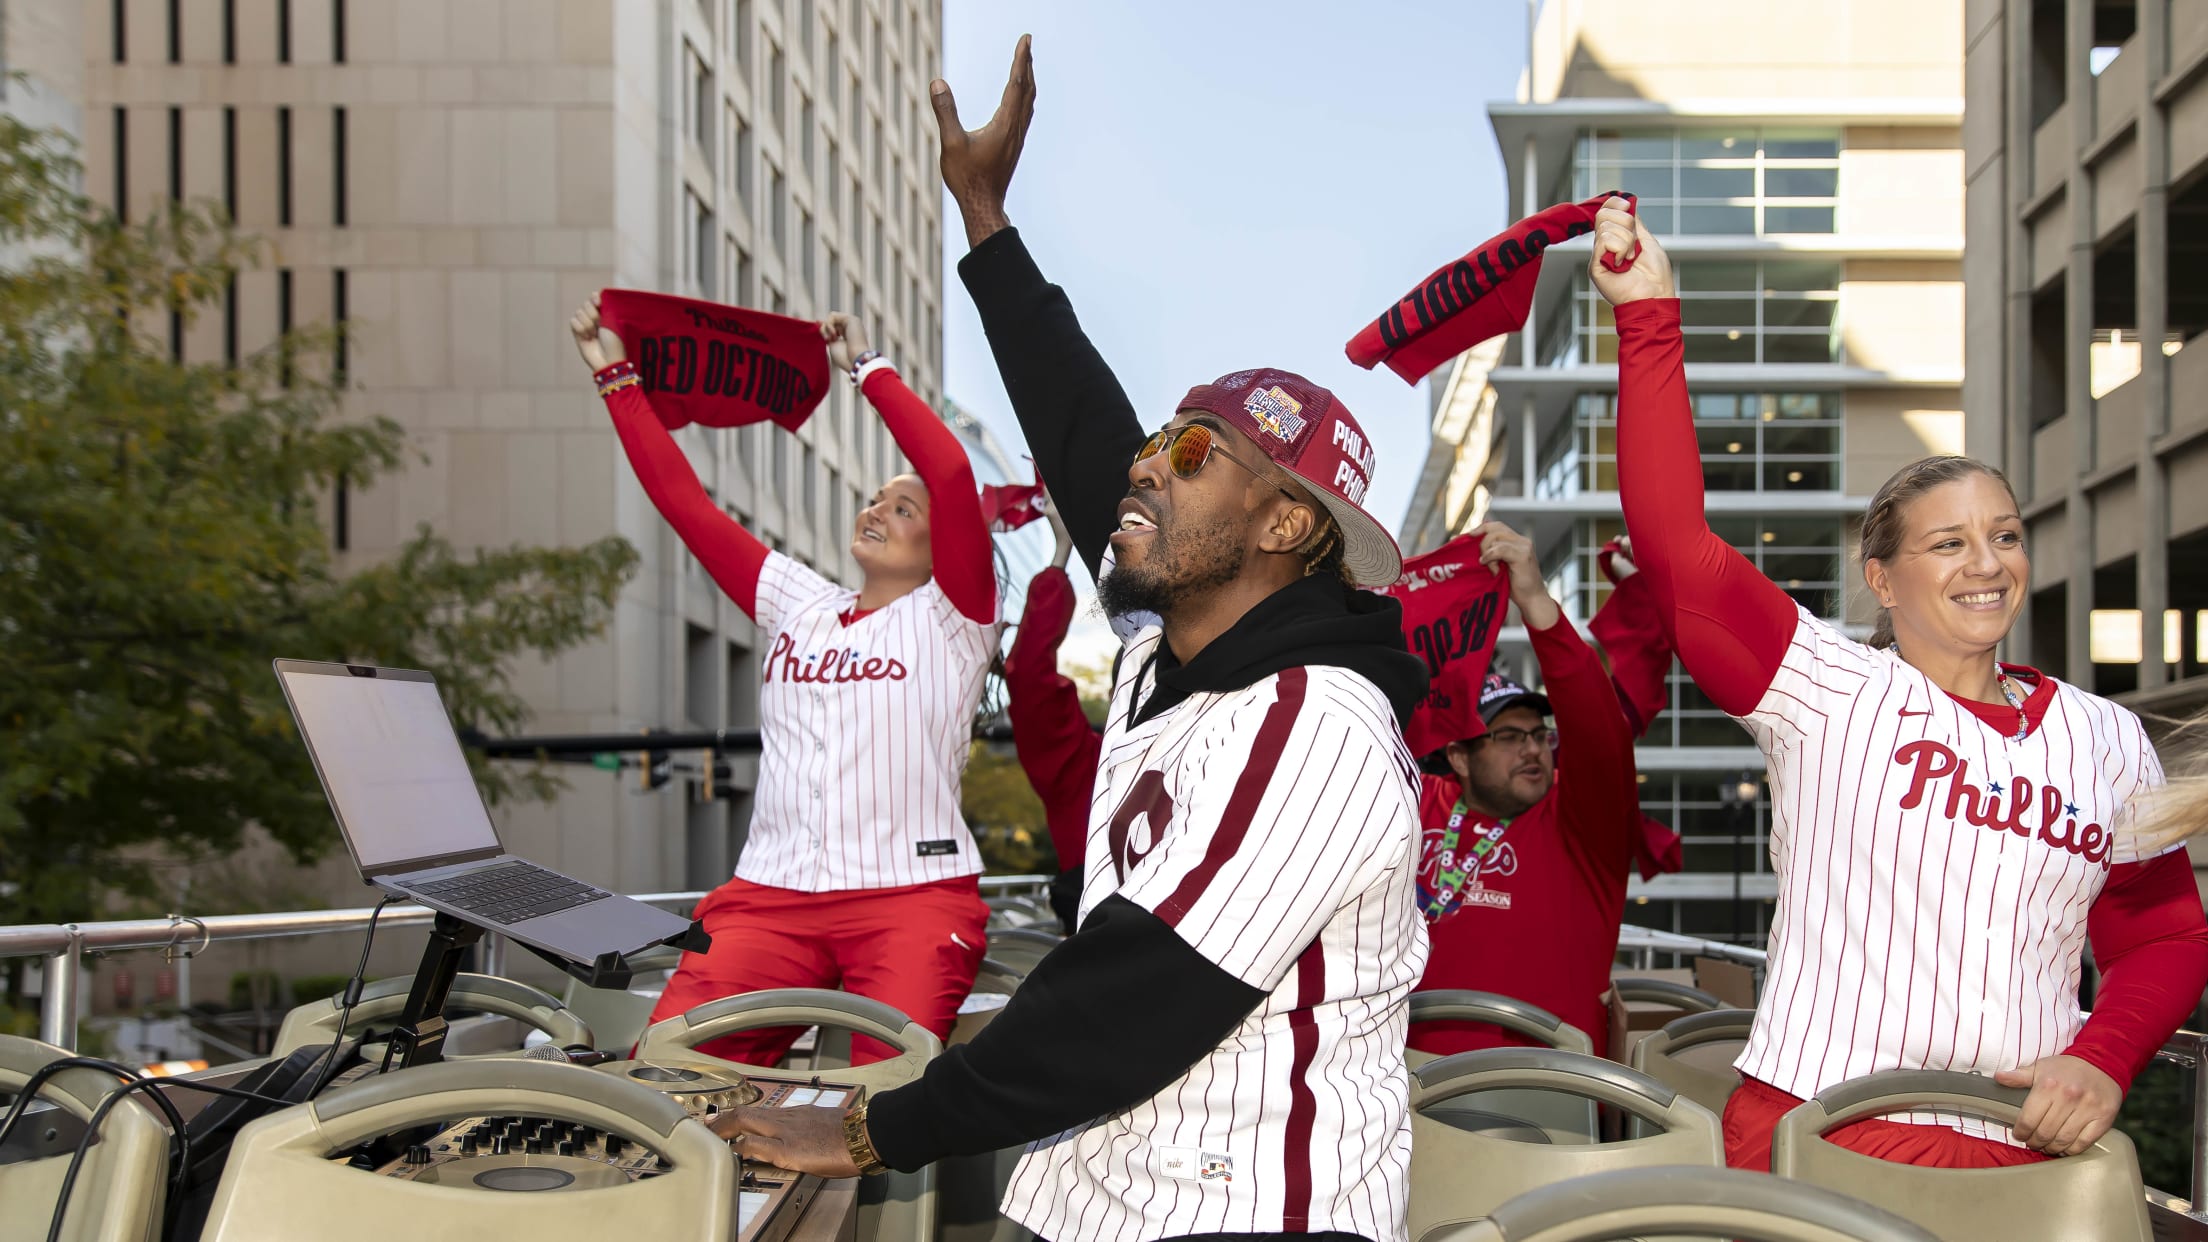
[1176,367,1403,587]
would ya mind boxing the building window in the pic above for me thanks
[825,249,841,313]
[800,211,816,302]
[734,115,753,210]
[1548,515,1843,630]
[799,0,815,58]
[689,191,715,295]
[277,105,292,226]
[1536,391,1843,500]
[825,137,840,217]
[800,95,816,180]
[1573,128,1839,237]
[769,44,786,128]
[803,445,819,521]
[276,0,289,62]
[731,0,751,77]
[688,48,715,164]
[332,107,348,226]
[333,0,346,62]
[1551,260,1840,367]
[768,164,786,253]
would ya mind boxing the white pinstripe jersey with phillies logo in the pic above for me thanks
[734,553,1002,892]
[1737,606,2168,1143]
[999,627,1429,1242]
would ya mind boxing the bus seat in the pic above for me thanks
[1421,1165,1939,1242]
[1408,1047,1723,1239]
[1770,1068,2152,1242]
[1630,1008,1753,1118]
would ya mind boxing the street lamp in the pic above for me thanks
[1717,774,1763,943]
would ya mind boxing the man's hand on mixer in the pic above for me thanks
[708,1104,864,1178]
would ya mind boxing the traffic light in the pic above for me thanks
[638,728,671,791]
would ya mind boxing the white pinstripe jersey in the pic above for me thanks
[734,552,1002,892]
[1000,628,1429,1242]
[1736,606,2168,1143]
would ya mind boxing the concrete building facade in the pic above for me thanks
[7,0,947,918]
[1961,0,2208,726]
[1400,0,1969,944]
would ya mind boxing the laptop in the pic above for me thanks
[273,659,701,970]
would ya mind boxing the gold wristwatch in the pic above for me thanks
[842,1096,887,1177]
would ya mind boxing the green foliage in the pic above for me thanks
[962,742,1058,876]
[2115,1056,2194,1197]
[0,117,638,942]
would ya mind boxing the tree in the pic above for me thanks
[0,118,639,996]
[960,743,1056,875]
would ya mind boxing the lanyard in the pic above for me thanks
[1424,798,1512,920]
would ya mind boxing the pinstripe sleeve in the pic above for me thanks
[753,551,841,636]
[1114,667,1418,992]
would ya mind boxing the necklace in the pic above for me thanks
[1890,643,2029,741]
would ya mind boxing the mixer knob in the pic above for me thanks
[404,1144,432,1166]
[557,1140,576,1157]
[459,1136,479,1156]
[604,1135,626,1157]
[524,1137,544,1154]
[490,1134,510,1156]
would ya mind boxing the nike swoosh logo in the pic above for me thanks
[1898,709,1933,717]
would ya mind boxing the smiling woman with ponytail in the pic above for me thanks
[1589,196,2208,1174]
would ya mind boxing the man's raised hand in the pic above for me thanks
[930,34,1035,249]
[1588,198,1674,307]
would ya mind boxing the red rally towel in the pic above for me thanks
[1636,814,1685,882]
[1346,192,1638,384]
[1377,534,1511,760]
[598,289,831,432]
[980,466,1047,533]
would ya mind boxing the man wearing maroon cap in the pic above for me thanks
[720,38,1435,1242]
[1408,523,1672,1061]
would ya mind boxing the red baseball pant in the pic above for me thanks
[1723,1074,2052,1171]
[646,875,989,1065]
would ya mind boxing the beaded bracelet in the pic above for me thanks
[594,360,640,397]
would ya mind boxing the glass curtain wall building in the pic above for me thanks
[1398,0,1968,943]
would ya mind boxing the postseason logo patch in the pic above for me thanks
[1243,385,1308,441]
[1159,1146,1234,1183]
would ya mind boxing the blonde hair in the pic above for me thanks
[1858,456,2020,648]
[2129,711,2208,851]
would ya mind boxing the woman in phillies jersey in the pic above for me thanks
[570,296,1000,1066]
[1589,199,2208,1171]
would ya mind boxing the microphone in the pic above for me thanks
[520,1044,573,1064]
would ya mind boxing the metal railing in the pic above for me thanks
[0,875,1057,1050]
[5,886,2204,1220]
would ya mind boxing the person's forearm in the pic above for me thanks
[856,362,995,623]
[955,198,1011,250]
[864,895,1265,1169]
[598,363,765,614]
[956,229,1145,579]
[2066,852,2208,1092]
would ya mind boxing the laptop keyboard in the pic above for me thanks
[409,862,609,926]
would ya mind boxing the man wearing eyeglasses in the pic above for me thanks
[1409,520,1647,1060]
[717,36,1434,1242]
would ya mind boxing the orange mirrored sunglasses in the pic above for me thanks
[1133,425,1298,502]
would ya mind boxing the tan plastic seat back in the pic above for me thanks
[201,1058,732,1242]
[1423,1165,1940,1242]
[1630,1008,1752,1118]
[941,962,1033,1242]
[1408,1048,1723,1239]
[1770,1069,2152,1242]
[1406,991,1598,1139]
[272,971,593,1059]
[638,988,942,1242]
[1612,977,1725,1015]
[0,1036,169,1242]
[560,944,685,1052]
[981,928,1062,975]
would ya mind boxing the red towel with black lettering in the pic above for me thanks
[1378,534,1510,760]
[598,289,831,431]
[1346,193,1637,384]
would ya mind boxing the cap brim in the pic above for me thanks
[1310,492,1403,587]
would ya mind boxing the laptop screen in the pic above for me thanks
[278,664,503,875]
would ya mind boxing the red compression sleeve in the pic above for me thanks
[1613,300,1797,716]
[2064,850,2208,1092]
[1590,568,1673,738]
[600,364,767,616]
[861,366,996,624]
[1004,566,1101,868]
[1532,614,1638,881]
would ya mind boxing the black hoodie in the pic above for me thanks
[864,229,1427,1190]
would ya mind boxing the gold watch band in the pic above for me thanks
[842,1098,887,1177]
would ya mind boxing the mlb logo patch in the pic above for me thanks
[1243,385,1308,441]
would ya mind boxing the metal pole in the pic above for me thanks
[2192,1050,2208,1214]
[40,931,83,1050]
[479,933,508,979]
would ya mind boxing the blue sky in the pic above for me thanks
[937,2,1532,622]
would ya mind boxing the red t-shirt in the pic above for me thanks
[1411,616,1642,1059]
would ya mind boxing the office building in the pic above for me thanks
[1961,0,2208,725]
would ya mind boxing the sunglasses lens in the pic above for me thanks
[1167,426,1213,478]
